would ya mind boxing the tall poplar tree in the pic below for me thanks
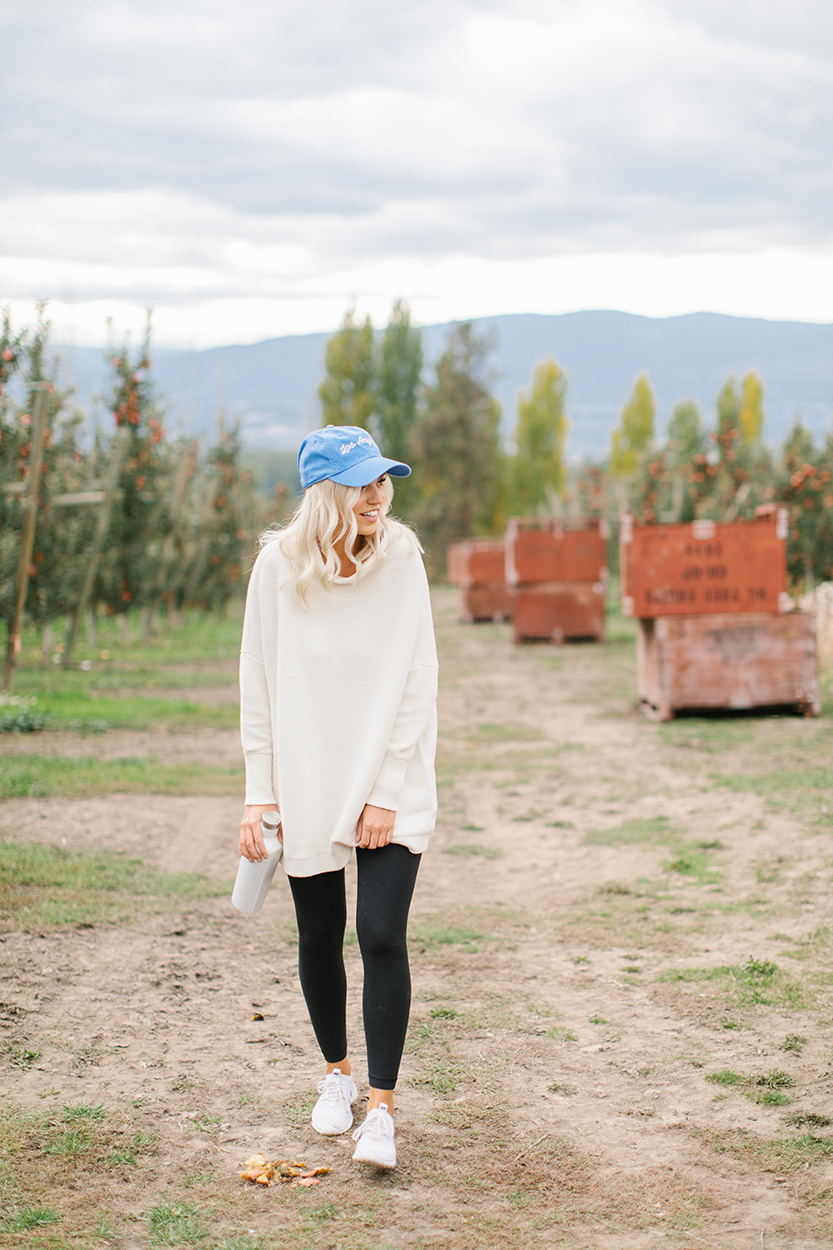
[318,308,375,430]
[377,300,422,462]
[509,357,568,515]
[739,372,765,445]
[409,322,503,570]
[609,373,655,476]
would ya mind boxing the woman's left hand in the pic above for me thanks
[356,804,395,850]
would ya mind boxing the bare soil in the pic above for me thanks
[2,588,832,1249]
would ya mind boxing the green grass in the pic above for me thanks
[410,918,489,952]
[706,1069,795,1105]
[583,816,673,845]
[146,1199,209,1245]
[0,754,242,799]
[444,842,503,859]
[658,957,805,1008]
[0,840,227,932]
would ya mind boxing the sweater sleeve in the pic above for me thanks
[366,559,438,812]
[239,553,278,806]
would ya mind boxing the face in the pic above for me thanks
[352,475,388,537]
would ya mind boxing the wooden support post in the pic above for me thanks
[62,426,130,668]
[2,387,49,693]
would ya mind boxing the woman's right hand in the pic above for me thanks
[239,805,281,863]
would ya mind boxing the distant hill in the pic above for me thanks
[56,310,833,461]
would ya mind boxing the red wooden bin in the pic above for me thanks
[447,539,512,623]
[506,517,607,586]
[505,518,607,644]
[620,509,789,618]
[637,611,820,720]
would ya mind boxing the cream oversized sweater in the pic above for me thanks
[239,525,438,877]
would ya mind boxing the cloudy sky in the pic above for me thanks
[3,0,833,346]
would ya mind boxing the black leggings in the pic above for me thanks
[287,843,421,1091]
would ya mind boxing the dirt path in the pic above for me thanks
[2,588,832,1248]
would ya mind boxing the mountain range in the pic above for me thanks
[56,310,833,462]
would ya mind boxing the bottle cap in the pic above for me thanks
[262,810,281,830]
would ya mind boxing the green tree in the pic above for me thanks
[376,300,423,462]
[96,319,169,618]
[667,399,703,464]
[609,373,655,476]
[409,322,504,572]
[739,372,765,446]
[777,422,833,588]
[318,308,375,430]
[509,357,568,515]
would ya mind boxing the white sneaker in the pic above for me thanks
[351,1103,396,1168]
[311,1068,358,1135]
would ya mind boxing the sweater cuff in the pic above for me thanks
[366,754,409,812]
[244,752,276,806]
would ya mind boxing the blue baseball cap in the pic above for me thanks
[298,425,411,490]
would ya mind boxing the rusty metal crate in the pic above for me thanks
[620,509,788,618]
[636,611,820,721]
[506,518,607,586]
[513,583,605,644]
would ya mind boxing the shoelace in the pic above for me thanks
[352,1108,393,1142]
[317,1074,350,1102]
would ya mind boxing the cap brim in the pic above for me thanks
[329,455,411,488]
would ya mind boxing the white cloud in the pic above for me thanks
[2,0,833,343]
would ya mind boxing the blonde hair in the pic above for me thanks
[260,475,408,603]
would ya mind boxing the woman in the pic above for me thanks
[238,424,438,1169]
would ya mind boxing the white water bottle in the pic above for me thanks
[232,810,283,914]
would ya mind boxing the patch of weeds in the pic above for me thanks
[60,1101,106,1122]
[706,1069,744,1087]
[415,1055,469,1095]
[44,1126,95,1158]
[410,918,487,952]
[700,1126,833,1171]
[658,957,805,1009]
[3,1042,42,1069]
[0,840,225,932]
[283,1093,317,1129]
[216,1236,270,1250]
[706,1069,795,1105]
[548,1082,578,1095]
[182,1170,215,1187]
[721,1019,741,1030]
[305,1199,339,1226]
[444,843,503,859]
[171,1074,196,1092]
[429,1006,460,1020]
[106,1130,154,1165]
[546,818,575,828]
[584,816,672,846]
[782,1033,807,1054]
[547,1025,578,1043]
[68,1045,112,1070]
[188,1111,221,1134]
[1,1205,61,1232]
[788,1112,831,1128]
[663,842,722,882]
[0,695,51,734]
[146,1199,209,1245]
[588,1014,608,1025]
[0,753,243,800]
[755,856,786,883]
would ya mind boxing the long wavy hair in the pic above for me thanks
[260,475,408,604]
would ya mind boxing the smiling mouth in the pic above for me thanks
[360,510,378,519]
